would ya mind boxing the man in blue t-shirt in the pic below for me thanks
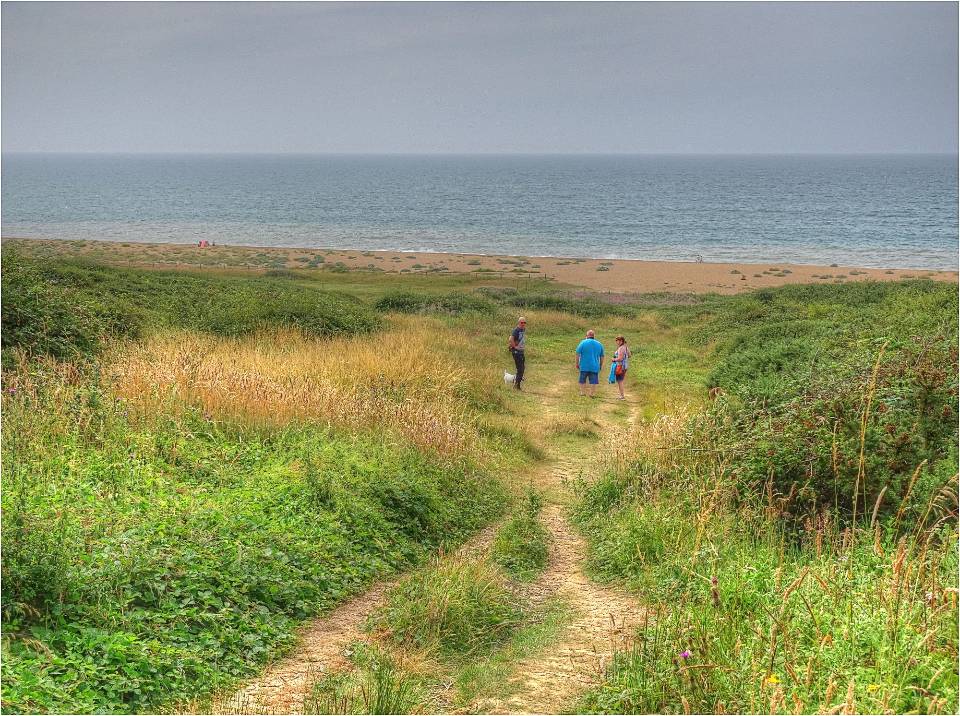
[575,330,605,398]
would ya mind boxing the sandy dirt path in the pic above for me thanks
[211,373,640,715]
[209,524,500,715]
[471,398,642,715]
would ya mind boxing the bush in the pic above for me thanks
[0,250,127,365]
[506,292,634,318]
[374,291,496,316]
[1,249,379,364]
[696,281,958,520]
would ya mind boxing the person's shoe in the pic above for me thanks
[618,395,626,400]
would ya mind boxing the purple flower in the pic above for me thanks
[680,650,691,659]
[6,387,15,395]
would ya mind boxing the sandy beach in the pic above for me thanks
[4,237,956,295]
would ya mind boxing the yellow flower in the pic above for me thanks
[867,684,881,693]
[766,674,781,685]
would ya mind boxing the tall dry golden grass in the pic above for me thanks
[107,320,499,458]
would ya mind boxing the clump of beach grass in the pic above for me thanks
[492,490,550,581]
[546,413,601,439]
[370,553,523,657]
[303,644,429,715]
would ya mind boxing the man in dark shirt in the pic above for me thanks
[508,316,527,390]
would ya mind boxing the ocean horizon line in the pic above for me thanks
[3,150,958,158]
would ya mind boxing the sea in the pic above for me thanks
[2,153,957,270]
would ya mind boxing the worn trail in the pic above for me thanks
[212,375,641,715]
[473,391,642,714]
[210,524,499,715]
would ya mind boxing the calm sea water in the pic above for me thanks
[2,154,957,269]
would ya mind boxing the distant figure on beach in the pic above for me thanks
[575,330,604,398]
[610,335,631,400]
[508,316,527,391]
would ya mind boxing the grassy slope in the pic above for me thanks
[0,256,527,713]
[575,281,959,714]
[333,303,714,713]
[1,365,508,714]
[2,251,679,713]
[2,250,956,714]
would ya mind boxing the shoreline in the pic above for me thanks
[4,236,956,295]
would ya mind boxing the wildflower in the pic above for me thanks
[867,684,881,693]
[5,387,15,395]
[679,650,691,659]
[766,674,781,685]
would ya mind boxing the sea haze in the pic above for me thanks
[2,154,956,270]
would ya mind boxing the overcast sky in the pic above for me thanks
[2,2,957,154]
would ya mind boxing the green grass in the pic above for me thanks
[369,555,522,658]
[303,643,428,715]
[573,279,959,714]
[576,488,958,713]
[1,248,379,364]
[3,243,956,714]
[504,292,635,318]
[491,490,551,581]
[0,364,505,714]
[374,290,498,316]
[453,598,571,707]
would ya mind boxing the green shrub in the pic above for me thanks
[695,281,958,520]
[506,292,633,318]
[1,250,379,364]
[262,269,301,279]
[0,250,128,365]
[374,291,495,316]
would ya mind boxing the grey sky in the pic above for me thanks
[2,2,956,153]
